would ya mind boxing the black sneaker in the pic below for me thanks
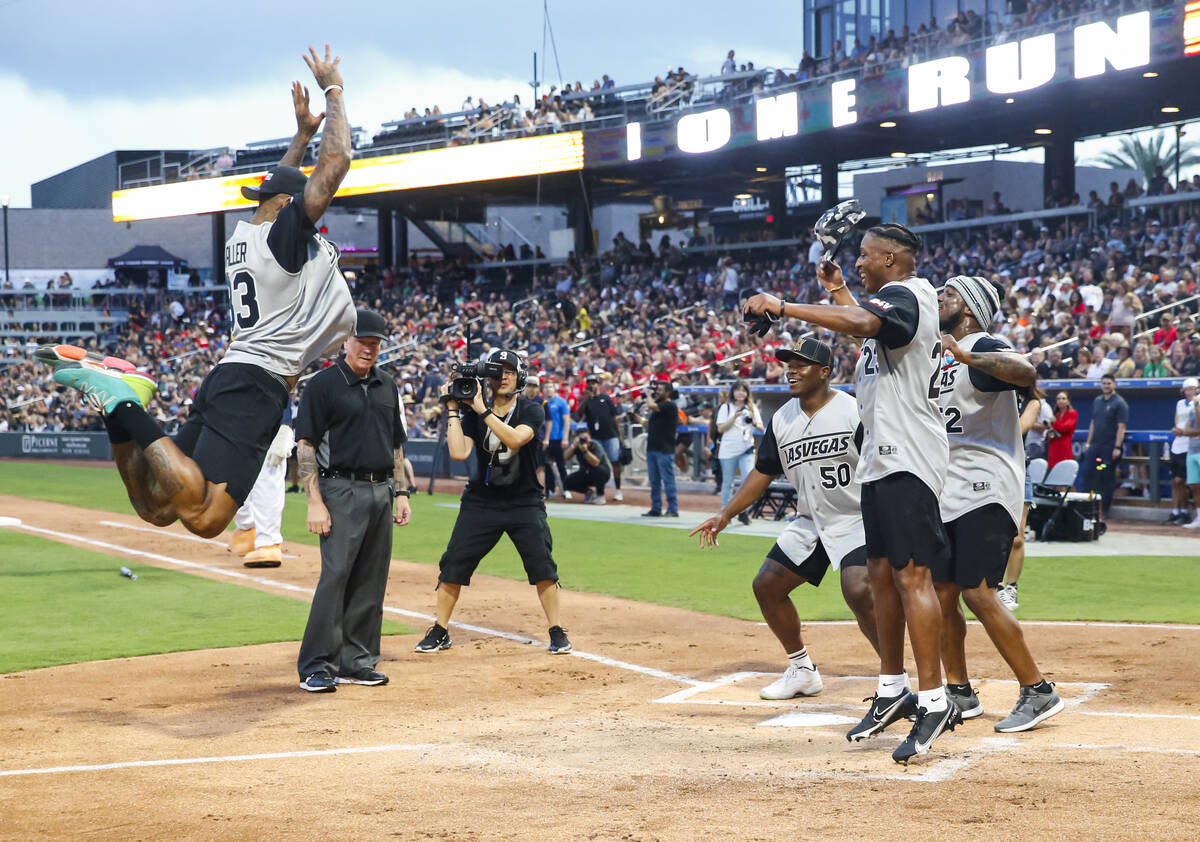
[548,625,572,654]
[846,691,918,742]
[335,669,389,686]
[738,512,751,525]
[665,511,679,517]
[642,510,663,517]
[300,673,337,693]
[947,685,983,719]
[892,702,963,764]
[414,624,452,653]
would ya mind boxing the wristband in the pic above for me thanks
[393,488,410,498]
[323,84,343,96]
[481,408,494,420]
[827,283,846,292]
[778,298,786,318]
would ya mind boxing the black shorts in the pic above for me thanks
[935,504,1018,589]
[438,496,558,586]
[173,363,289,506]
[1171,452,1188,480]
[861,471,950,571]
[766,540,867,586]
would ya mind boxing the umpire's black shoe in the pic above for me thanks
[892,701,963,764]
[414,624,452,653]
[335,670,389,686]
[641,510,662,517]
[300,673,337,693]
[548,625,572,654]
[846,691,918,742]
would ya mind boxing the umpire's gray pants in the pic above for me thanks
[297,478,394,678]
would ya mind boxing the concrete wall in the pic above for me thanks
[592,203,653,253]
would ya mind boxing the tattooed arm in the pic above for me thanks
[297,438,331,536]
[942,334,1037,388]
[278,81,323,168]
[393,446,411,526]
[300,43,351,224]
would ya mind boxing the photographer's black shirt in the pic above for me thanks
[583,394,620,439]
[647,400,678,454]
[461,396,546,505]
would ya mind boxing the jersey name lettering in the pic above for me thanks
[225,242,247,267]
[780,432,851,468]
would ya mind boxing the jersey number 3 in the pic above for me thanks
[231,271,260,330]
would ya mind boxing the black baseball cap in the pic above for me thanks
[776,338,834,368]
[354,309,388,340]
[241,165,308,201]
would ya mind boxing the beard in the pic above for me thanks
[939,309,965,333]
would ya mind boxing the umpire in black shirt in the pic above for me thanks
[294,309,411,693]
[413,348,572,655]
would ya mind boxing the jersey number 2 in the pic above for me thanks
[231,271,260,330]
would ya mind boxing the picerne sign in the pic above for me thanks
[582,8,1189,166]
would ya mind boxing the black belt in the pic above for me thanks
[320,467,391,483]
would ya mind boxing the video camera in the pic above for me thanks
[444,360,505,403]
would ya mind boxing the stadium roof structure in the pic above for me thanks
[108,2,1200,259]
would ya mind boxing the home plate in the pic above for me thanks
[0,516,22,527]
[758,711,859,727]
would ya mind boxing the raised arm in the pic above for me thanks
[745,292,883,338]
[301,44,351,224]
[278,81,324,168]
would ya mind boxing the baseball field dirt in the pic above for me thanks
[1,495,1197,841]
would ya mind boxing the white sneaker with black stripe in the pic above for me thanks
[760,663,823,699]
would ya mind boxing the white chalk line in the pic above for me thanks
[802,619,1200,631]
[16,521,701,687]
[99,519,299,558]
[0,743,438,778]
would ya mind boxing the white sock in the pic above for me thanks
[877,673,910,697]
[918,687,948,713]
[787,648,814,671]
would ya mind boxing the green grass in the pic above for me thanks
[2,462,1199,628]
[0,530,410,674]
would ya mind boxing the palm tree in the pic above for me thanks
[1087,130,1200,185]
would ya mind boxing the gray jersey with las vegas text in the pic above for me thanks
[756,390,866,569]
[853,276,949,496]
[936,332,1025,527]
[220,195,356,377]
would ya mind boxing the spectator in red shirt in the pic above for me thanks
[1154,314,1178,351]
[1046,392,1077,468]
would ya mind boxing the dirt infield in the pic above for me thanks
[1,495,1198,841]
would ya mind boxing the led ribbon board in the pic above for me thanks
[112,132,585,222]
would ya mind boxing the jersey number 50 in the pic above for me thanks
[230,271,260,330]
[819,462,853,488]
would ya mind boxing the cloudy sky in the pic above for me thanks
[0,0,802,205]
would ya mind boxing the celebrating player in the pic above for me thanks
[745,221,957,764]
[933,276,1064,732]
[35,45,355,538]
[691,339,878,700]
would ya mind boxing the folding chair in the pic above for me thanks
[1032,459,1079,541]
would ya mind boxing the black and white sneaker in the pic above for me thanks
[892,702,963,764]
[335,670,389,686]
[300,673,337,693]
[414,624,452,653]
[846,691,918,742]
[548,625,572,654]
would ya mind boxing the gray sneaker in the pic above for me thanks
[947,685,983,719]
[994,684,1065,732]
[997,583,1019,611]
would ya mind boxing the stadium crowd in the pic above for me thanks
[4,201,1199,439]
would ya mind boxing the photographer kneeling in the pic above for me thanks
[563,430,612,504]
[415,349,572,655]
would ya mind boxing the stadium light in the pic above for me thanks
[879,121,897,128]
[112,132,585,222]
[890,152,908,158]
[1142,71,1158,78]
[755,167,767,172]
[1005,98,1015,104]
[1034,128,1053,135]
[1162,106,1181,113]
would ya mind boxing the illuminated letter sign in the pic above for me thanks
[627,122,642,161]
[1186,0,1200,56]
[1074,11,1150,78]
[831,79,858,127]
[677,108,732,154]
[755,92,799,141]
[986,33,1056,94]
[908,56,971,112]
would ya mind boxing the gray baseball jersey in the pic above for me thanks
[220,195,356,377]
[936,332,1025,527]
[755,390,866,569]
[853,276,949,496]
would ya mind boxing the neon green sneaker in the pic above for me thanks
[36,344,157,410]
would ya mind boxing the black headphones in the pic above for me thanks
[487,348,528,390]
